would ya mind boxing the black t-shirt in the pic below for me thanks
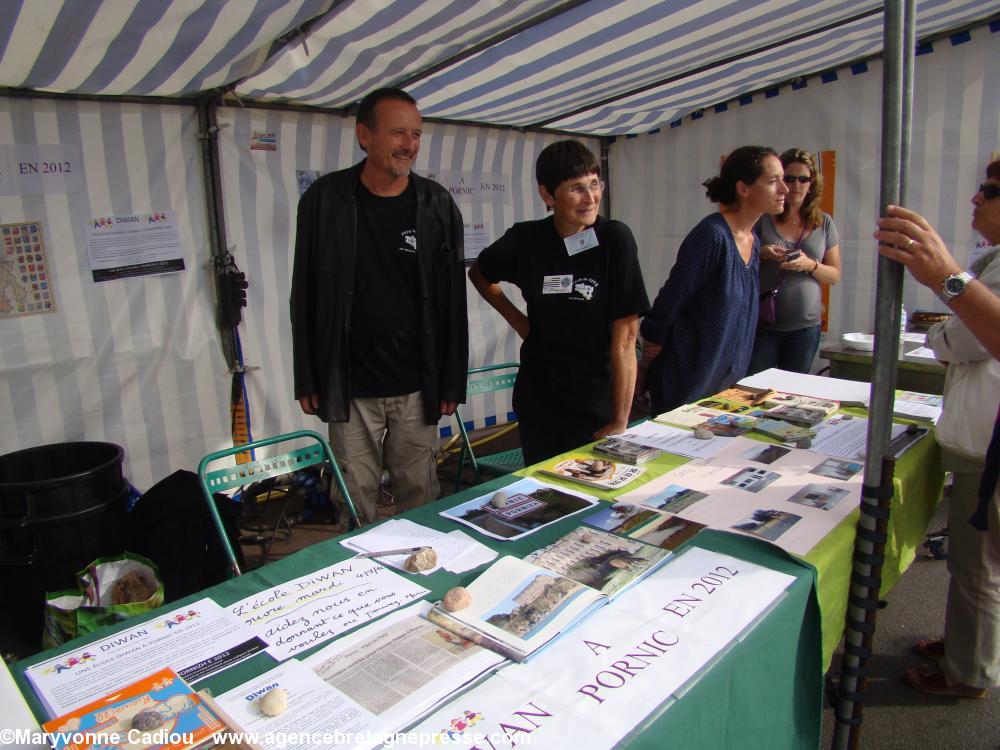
[349,179,421,397]
[476,215,650,425]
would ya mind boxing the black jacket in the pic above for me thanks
[290,161,468,423]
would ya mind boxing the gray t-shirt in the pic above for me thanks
[756,212,839,331]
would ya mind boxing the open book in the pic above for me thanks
[426,528,670,661]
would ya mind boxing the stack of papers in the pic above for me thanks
[341,518,497,574]
[739,367,870,406]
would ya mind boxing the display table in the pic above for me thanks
[10,416,941,749]
[819,343,946,394]
[12,488,821,748]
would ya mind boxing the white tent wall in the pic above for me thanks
[0,96,232,489]
[609,23,999,351]
[215,106,601,442]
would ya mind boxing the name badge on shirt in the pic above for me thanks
[564,227,599,256]
[543,274,573,294]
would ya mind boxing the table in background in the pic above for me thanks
[819,342,946,395]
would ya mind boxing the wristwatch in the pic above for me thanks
[938,271,975,304]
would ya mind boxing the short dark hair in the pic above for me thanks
[986,159,1000,181]
[536,140,601,196]
[356,87,417,130]
[702,145,779,205]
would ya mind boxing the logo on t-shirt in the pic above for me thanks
[572,277,598,301]
[400,229,417,254]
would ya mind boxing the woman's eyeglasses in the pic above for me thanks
[565,180,606,197]
[782,175,812,184]
[979,182,1000,200]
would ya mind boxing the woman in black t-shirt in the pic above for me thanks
[469,141,650,465]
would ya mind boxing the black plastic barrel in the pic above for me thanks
[0,442,129,646]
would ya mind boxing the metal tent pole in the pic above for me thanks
[831,2,915,748]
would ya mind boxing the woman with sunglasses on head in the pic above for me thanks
[470,140,650,465]
[640,146,788,416]
[746,148,841,374]
[875,160,1000,700]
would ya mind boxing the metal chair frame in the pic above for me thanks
[453,362,524,493]
[197,430,360,577]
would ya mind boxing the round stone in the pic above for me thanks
[442,586,471,612]
[132,709,165,731]
[490,491,508,508]
[693,428,714,440]
[796,438,813,449]
[259,688,288,717]
[404,546,438,572]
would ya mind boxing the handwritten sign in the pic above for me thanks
[229,559,429,661]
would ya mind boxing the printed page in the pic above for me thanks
[614,421,733,459]
[439,478,598,542]
[524,527,670,598]
[617,436,865,555]
[25,598,265,718]
[216,659,379,750]
[304,603,504,729]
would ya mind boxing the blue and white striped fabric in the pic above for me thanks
[0,0,334,96]
[0,0,993,134]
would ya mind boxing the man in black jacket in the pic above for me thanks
[290,88,468,524]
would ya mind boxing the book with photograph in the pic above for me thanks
[427,532,670,662]
[440,477,598,541]
[762,391,840,415]
[592,437,663,464]
[697,413,758,436]
[762,403,828,427]
[538,456,645,490]
[653,402,732,427]
[41,667,226,750]
[711,384,777,407]
[752,418,817,442]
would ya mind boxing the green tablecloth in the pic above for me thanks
[13,422,939,748]
[13,477,822,749]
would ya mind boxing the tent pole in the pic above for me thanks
[197,98,237,369]
[831,2,915,748]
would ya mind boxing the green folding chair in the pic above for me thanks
[198,430,360,577]
[453,362,524,493]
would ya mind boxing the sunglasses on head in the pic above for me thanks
[782,175,812,184]
[979,182,1000,200]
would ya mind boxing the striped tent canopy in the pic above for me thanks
[1,0,994,135]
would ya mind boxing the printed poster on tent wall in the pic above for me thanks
[0,221,55,318]
[85,210,185,282]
